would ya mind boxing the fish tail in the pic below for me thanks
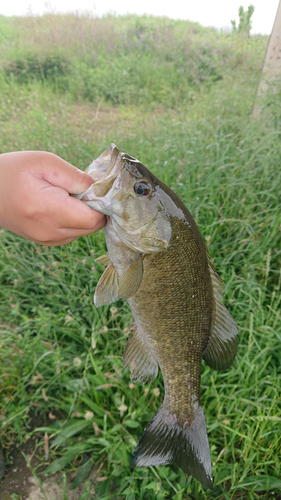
[130,404,213,489]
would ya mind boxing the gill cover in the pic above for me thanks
[76,143,172,254]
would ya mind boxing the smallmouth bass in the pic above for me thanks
[76,144,238,489]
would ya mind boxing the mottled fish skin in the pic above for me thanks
[76,144,238,490]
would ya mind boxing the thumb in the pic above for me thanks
[41,153,94,194]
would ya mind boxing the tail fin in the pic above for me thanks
[130,404,213,489]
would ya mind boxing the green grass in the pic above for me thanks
[0,13,267,107]
[0,12,281,500]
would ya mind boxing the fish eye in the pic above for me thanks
[134,181,152,196]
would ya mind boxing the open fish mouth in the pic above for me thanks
[75,143,122,201]
[86,143,120,182]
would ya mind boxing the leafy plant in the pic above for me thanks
[231,4,255,37]
[4,52,70,90]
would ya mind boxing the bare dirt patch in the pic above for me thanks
[0,437,40,500]
[0,439,98,500]
[0,413,99,500]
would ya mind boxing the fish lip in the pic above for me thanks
[87,143,120,181]
[93,144,120,184]
[74,143,122,203]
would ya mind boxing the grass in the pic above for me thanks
[0,12,281,500]
[0,13,267,107]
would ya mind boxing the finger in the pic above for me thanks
[32,222,105,246]
[45,190,106,230]
[59,217,106,235]
[40,152,94,194]
[34,237,78,247]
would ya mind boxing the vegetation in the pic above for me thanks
[0,12,280,500]
[231,5,255,37]
[1,13,266,107]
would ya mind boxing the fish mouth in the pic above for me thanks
[76,143,122,202]
[86,143,119,181]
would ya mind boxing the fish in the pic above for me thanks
[75,143,238,489]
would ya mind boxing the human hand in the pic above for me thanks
[0,151,105,246]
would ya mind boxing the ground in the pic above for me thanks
[0,438,98,499]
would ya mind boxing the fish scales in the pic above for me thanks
[75,143,238,490]
[128,216,212,420]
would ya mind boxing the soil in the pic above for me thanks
[0,437,39,500]
[0,414,98,500]
[0,439,98,500]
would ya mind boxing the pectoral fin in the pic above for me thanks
[123,326,158,384]
[94,263,119,307]
[94,253,143,307]
[118,254,144,300]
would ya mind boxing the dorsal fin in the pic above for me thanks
[203,251,238,371]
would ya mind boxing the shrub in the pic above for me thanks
[4,52,70,90]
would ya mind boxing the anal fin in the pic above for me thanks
[123,326,158,384]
